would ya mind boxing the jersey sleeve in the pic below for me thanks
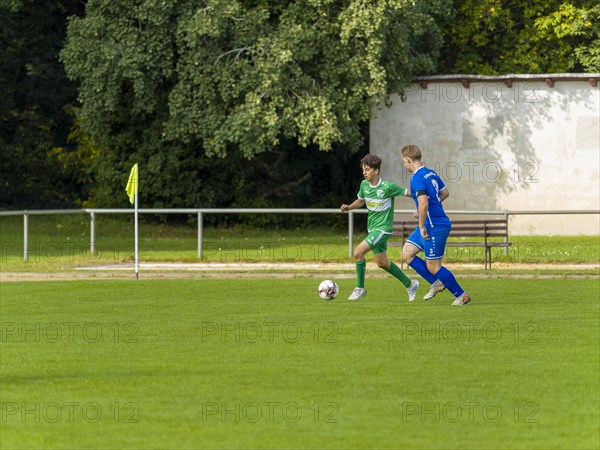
[386,181,408,198]
[410,175,426,196]
[436,175,447,192]
[357,180,365,199]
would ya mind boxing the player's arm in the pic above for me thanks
[389,182,410,199]
[439,187,449,202]
[416,192,429,239]
[340,198,365,212]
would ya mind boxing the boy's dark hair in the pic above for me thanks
[360,154,382,171]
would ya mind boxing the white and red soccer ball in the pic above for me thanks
[318,280,339,300]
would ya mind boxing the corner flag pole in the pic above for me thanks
[134,191,139,280]
[126,163,139,280]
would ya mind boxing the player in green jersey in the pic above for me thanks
[341,154,419,301]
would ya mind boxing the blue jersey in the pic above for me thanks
[409,166,451,228]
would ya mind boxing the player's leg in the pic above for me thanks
[348,239,370,300]
[402,228,446,300]
[424,227,470,306]
[403,228,440,287]
[373,236,419,301]
[374,250,412,287]
[430,263,470,305]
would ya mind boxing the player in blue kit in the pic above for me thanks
[400,144,471,306]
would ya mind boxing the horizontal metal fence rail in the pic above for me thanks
[1,208,598,262]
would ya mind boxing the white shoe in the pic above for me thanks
[423,279,446,300]
[348,287,367,301]
[451,292,471,306]
[406,280,420,302]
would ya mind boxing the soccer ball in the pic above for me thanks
[318,280,339,300]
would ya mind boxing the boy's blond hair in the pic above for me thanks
[400,144,422,160]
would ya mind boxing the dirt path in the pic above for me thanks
[1,262,598,282]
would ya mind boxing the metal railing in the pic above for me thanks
[1,208,599,262]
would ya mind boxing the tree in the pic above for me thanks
[535,2,600,72]
[61,0,452,208]
[0,0,91,209]
[438,0,600,74]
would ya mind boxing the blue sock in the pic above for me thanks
[408,257,437,284]
[435,266,465,297]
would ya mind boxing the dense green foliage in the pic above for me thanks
[62,0,449,157]
[439,0,600,74]
[0,0,87,208]
[59,0,450,209]
[1,0,598,212]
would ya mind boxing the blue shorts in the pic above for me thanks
[406,225,450,260]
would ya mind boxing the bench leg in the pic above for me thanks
[483,246,488,270]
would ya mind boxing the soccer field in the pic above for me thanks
[1,277,598,449]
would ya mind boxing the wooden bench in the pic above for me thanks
[390,219,512,270]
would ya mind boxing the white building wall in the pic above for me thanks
[371,76,600,235]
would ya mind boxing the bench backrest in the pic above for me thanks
[392,219,509,240]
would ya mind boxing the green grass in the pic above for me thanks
[1,278,599,449]
[1,215,599,272]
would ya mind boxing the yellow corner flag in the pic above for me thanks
[126,163,138,204]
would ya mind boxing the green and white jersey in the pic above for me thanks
[357,179,407,233]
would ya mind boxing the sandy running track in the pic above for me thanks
[1,262,598,282]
